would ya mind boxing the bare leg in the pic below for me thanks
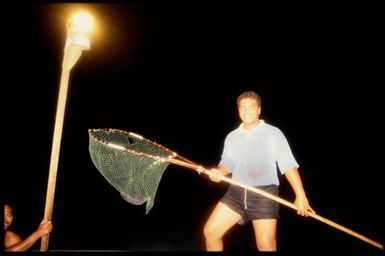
[252,219,277,251]
[203,202,242,251]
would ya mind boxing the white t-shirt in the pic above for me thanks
[219,120,299,186]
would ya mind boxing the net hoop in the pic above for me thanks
[88,128,176,213]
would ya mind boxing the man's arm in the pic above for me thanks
[284,167,315,216]
[5,220,52,252]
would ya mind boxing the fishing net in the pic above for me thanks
[88,128,176,213]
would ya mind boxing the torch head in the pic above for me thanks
[65,11,94,50]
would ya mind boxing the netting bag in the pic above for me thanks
[89,128,174,213]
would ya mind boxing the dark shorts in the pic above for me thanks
[221,184,280,223]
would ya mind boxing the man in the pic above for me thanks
[203,91,315,251]
[4,203,53,252]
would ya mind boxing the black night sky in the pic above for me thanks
[3,2,384,255]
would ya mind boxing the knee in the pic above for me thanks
[203,223,218,240]
[257,241,276,252]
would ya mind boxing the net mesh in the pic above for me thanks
[88,128,174,213]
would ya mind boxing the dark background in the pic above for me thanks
[3,2,384,255]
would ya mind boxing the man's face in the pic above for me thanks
[4,205,14,231]
[238,98,261,125]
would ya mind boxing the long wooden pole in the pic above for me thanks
[126,149,383,250]
[40,45,82,251]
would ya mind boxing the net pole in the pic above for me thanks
[162,156,384,250]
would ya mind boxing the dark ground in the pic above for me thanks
[2,2,384,256]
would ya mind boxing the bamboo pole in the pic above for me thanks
[40,45,83,251]
[134,149,384,250]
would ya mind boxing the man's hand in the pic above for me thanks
[37,220,53,237]
[294,195,316,217]
[208,168,223,182]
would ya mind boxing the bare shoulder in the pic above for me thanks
[5,230,22,248]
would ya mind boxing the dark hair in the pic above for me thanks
[237,91,262,106]
[4,198,16,213]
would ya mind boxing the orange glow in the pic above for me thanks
[68,11,94,34]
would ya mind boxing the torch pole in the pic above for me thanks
[40,11,93,251]
[40,45,83,252]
